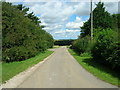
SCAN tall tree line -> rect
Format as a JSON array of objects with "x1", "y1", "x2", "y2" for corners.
[
  {"x1": 71, "y1": 2, "x2": 120, "y2": 69},
  {"x1": 54, "y1": 39, "x2": 75, "y2": 46},
  {"x1": 2, "y1": 2, "x2": 54, "y2": 62}
]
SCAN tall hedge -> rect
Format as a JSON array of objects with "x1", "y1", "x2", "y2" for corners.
[
  {"x1": 72, "y1": 2, "x2": 120, "y2": 69},
  {"x1": 71, "y1": 36, "x2": 91, "y2": 54},
  {"x1": 2, "y1": 2, "x2": 54, "y2": 62},
  {"x1": 91, "y1": 28, "x2": 119, "y2": 69}
]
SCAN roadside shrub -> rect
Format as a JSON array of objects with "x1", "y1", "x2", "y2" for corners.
[
  {"x1": 71, "y1": 36, "x2": 91, "y2": 54},
  {"x1": 91, "y1": 28, "x2": 119, "y2": 69},
  {"x1": 107, "y1": 42, "x2": 120, "y2": 69},
  {"x1": 80, "y1": 52, "x2": 91, "y2": 57},
  {"x1": 2, "y1": 2, "x2": 54, "y2": 62}
]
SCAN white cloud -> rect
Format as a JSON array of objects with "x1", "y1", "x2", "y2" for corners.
[
  {"x1": 104, "y1": 2, "x2": 118, "y2": 14},
  {"x1": 40, "y1": 20, "x2": 47, "y2": 26},
  {"x1": 76, "y1": 17, "x2": 82, "y2": 22},
  {"x1": 24, "y1": 2, "x2": 119, "y2": 39},
  {"x1": 6, "y1": 0, "x2": 119, "y2": 2},
  {"x1": 55, "y1": 30, "x2": 65, "y2": 34},
  {"x1": 73, "y1": 2, "x2": 90, "y2": 16},
  {"x1": 6, "y1": 0, "x2": 119, "y2": 39},
  {"x1": 66, "y1": 29, "x2": 80, "y2": 32},
  {"x1": 43, "y1": 27, "x2": 51, "y2": 30},
  {"x1": 66, "y1": 16, "x2": 84, "y2": 29},
  {"x1": 66, "y1": 22, "x2": 83, "y2": 29},
  {"x1": 54, "y1": 29, "x2": 80, "y2": 39},
  {"x1": 55, "y1": 29, "x2": 80, "y2": 34},
  {"x1": 71, "y1": 0, "x2": 119, "y2": 2}
]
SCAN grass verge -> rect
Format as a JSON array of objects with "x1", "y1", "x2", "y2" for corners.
[
  {"x1": 68, "y1": 49, "x2": 120, "y2": 86},
  {"x1": 1, "y1": 50, "x2": 53, "y2": 83},
  {"x1": 52, "y1": 45, "x2": 60, "y2": 49}
]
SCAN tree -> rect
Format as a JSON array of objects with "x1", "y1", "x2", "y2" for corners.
[
  {"x1": 112, "y1": 14, "x2": 120, "y2": 39},
  {"x1": 16, "y1": 4, "x2": 29, "y2": 15},
  {"x1": 27, "y1": 12, "x2": 41, "y2": 25},
  {"x1": 91, "y1": 28, "x2": 119, "y2": 69},
  {"x1": 80, "y1": 2, "x2": 113, "y2": 38},
  {"x1": 72, "y1": 2, "x2": 120, "y2": 70},
  {"x1": 2, "y1": 2, "x2": 54, "y2": 62}
]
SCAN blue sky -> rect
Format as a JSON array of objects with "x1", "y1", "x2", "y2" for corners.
[
  {"x1": 7, "y1": 0, "x2": 118, "y2": 40},
  {"x1": 69, "y1": 14, "x2": 77, "y2": 22}
]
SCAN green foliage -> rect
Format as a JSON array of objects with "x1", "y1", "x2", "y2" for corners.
[
  {"x1": 107, "y1": 42, "x2": 120, "y2": 69},
  {"x1": 27, "y1": 12, "x2": 41, "y2": 25},
  {"x1": 15, "y1": 4, "x2": 29, "y2": 15},
  {"x1": 91, "y1": 28, "x2": 119, "y2": 69},
  {"x1": 54, "y1": 39, "x2": 75, "y2": 46},
  {"x1": 80, "y1": 2, "x2": 113, "y2": 38},
  {"x1": 80, "y1": 52, "x2": 91, "y2": 57},
  {"x1": 68, "y1": 49, "x2": 120, "y2": 86},
  {"x1": 112, "y1": 14, "x2": 120, "y2": 39},
  {"x1": 2, "y1": 50, "x2": 53, "y2": 83},
  {"x1": 71, "y1": 36, "x2": 91, "y2": 54},
  {"x1": 2, "y1": 2, "x2": 54, "y2": 62},
  {"x1": 72, "y1": 1, "x2": 120, "y2": 70},
  {"x1": 112, "y1": 14, "x2": 120, "y2": 29}
]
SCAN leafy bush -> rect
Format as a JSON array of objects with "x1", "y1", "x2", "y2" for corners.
[
  {"x1": 2, "y1": 2, "x2": 54, "y2": 62},
  {"x1": 80, "y1": 52, "x2": 91, "y2": 57},
  {"x1": 91, "y1": 28, "x2": 119, "y2": 69},
  {"x1": 72, "y1": 1, "x2": 120, "y2": 70},
  {"x1": 107, "y1": 42, "x2": 120, "y2": 69},
  {"x1": 71, "y1": 36, "x2": 91, "y2": 54}
]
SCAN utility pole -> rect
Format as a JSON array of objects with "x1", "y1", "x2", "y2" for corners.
[{"x1": 90, "y1": 0, "x2": 93, "y2": 40}]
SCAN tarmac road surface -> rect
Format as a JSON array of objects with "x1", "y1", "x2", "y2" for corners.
[{"x1": 17, "y1": 46, "x2": 117, "y2": 88}]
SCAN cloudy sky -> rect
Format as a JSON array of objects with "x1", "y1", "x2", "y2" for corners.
[{"x1": 6, "y1": 0, "x2": 119, "y2": 39}]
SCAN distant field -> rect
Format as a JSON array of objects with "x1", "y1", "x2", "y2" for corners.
[
  {"x1": 68, "y1": 49, "x2": 120, "y2": 86},
  {"x1": 1, "y1": 50, "x2": 53, "y2": 84},
  {"x1": 52, "y1": 45, "x2": 60, "y2": 48}
]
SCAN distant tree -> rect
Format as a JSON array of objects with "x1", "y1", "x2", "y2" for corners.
[{"x1": 54, "y1": 40, "x2": 75, "y2": 46}]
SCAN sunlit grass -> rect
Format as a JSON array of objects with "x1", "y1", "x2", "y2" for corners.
[
  {"x1": 1, "y1": 50, "x2": 53, "y2": 84},
  {"x1": 68, "y1": 49, "x2": 120, "y2": 86},
  {"x1": 52, "y1": 45, "x2": 60, "y2": 48}
]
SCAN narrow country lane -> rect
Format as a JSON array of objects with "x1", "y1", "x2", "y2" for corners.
[{"x1": 17, "y1": 46, "x2": 116, "y2": 88}]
